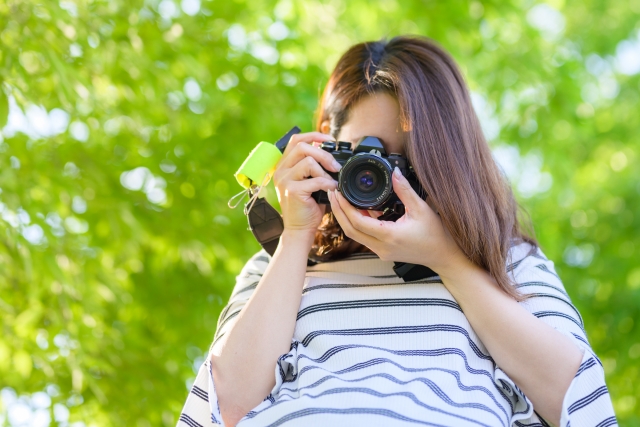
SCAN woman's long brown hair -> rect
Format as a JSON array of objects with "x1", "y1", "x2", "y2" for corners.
[{"x1": 308, "y1": 35, "x2": 537, "y2": 300}]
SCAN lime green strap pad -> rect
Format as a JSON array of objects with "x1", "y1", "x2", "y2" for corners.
[{"x1": 234, "y1": 141, "x2": 283, "y2": 189}]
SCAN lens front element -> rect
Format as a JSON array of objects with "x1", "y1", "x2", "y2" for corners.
[
  {"x1": 339, "y1": 153, "x2": 393, "y2": 209},
  {"x1": 355, "y1": 169, "x2": 378, "y2": 193}
]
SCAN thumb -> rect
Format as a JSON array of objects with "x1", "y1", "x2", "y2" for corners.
[{"x1": 392, "y1": 167, "x2": 423, "y2": 214}]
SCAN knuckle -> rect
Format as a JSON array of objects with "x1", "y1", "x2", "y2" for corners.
[
  {"x1": 290, "y1": 142, "x2": 305, "y2": 156},
  {"x1": 298, "y1": 140, "x2": 311, "y2": 151},
  {"x1": 309, "y1": 156, "x2": 322, "y2": 168},
  {"x1": 302, "y1": 156, "x2": 315, "y2": 168}
]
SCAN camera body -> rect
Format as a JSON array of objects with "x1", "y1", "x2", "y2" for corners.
[{"x1": 311, "y1": 136, "x2": 425, "y2": 217}]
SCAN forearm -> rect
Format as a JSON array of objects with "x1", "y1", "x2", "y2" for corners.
[
  {"x1": 210, "y1": 230, "x2": 314, "y2": 426},
  {"x1": 439, "y1": 260, "x2": 583, "y2": 426}
]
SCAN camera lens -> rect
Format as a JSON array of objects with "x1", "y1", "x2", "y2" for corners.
[
  {"x1": 355, "y1": 170, "x2": 377, "y2": 193},
  {"x1": 339, "y1": 153, "x2": 393, "y2": 209}
]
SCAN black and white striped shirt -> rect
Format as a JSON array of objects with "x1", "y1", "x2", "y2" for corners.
[{"x1": 178, "y1": 242, "x2": 617, "y2": 426}]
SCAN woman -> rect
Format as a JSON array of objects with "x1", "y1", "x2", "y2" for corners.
[{"x1": 178, "y1": 35, "x2": 616, "y2": 427}]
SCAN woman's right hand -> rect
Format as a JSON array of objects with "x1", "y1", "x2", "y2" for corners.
[{"x1": 272, "y1": 132, "x2": 342, "y2": 236}]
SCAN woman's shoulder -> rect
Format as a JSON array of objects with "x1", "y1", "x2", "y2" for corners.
[
  {"x1": 506, "y1": 239, "x2": 559, "y2": 279},
  {"x1": 508, "y1": 239, "x2": 546, "y2": 264}
]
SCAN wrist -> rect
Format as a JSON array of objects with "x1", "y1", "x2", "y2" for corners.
[
  {"x1": 278, "y1": 228, "x2": 316, "y2": 251},
  {"x1": 438, "y1": 257, "x2": 505, "y2": 302},
  {"x1": 436, "y1": 252, "x2": 484, "y2": 285},
  {"x1": 430, "y1": 248, "x2": 473, "y2": 280}
]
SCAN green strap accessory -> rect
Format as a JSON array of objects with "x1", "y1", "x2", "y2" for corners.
[
  {"x1": 233, "y1": 141, "x2": 283, "y2": 189},
  {"x1": 233, "y1": 126, "x2": 302, "y2": 189},
  {"x1": 228, "y1": 127, "x2": 309, "y2": 262}
]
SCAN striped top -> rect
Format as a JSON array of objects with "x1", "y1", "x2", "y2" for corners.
[{"x1": 178, "y1": 242, "x2": 617, "y2": 427}]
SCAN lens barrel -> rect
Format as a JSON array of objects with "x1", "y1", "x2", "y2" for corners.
[{"x1": 338, "y1": 153, "x2": 393, "y2": 209}]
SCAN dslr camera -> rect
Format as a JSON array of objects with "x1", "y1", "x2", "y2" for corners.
[{"x1": 311, "y1": 136, "x2": 426, "y2": 219}]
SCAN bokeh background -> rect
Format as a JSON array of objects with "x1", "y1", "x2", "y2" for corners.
[{"x1": 0, "y1": 0, "x2": 639, "y2": 425}]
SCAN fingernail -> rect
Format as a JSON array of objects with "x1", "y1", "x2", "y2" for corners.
[
  {"x1": 393, "y1": 166, "x2": 402, "y2": 178},
  {"x1": 332, "y1": 160, "x2": 342, "y2": 171}
]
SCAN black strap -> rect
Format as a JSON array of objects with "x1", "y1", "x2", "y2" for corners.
[
  {"x1": 246, "y1": 196, "x2": 284, "y2": 257},
  {"x1": 275, "y1": 126, "x2": 301, "y2": 153},
  {"x1": 392, "y1": 262, "x2": 437, "y2": 282}
]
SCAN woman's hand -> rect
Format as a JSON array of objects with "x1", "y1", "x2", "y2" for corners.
[
  {"x1": 273, "y1": 132, "x2": 341, "y2": 237},
  {"x1": 328, "y1": 166, "x2": 470, "y2": 275}
]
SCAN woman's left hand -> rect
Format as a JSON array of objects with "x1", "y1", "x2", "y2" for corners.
[{"x1": 328, "y1": 167, "x2": 469, "y2": 275}]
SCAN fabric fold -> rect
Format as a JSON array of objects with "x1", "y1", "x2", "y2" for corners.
[
  {"x1": 272, "y1": 339, "x2": 301, "y2": 398},
  {"x1": 493, "y1": 365, "x2": 534, "y2": 423}
]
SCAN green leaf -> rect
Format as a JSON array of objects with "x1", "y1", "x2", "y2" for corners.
[{"x1": 0, "y1": 81, "x2": 8, "y2": 129}]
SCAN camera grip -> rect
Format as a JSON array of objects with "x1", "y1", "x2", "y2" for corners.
[
  {"x1": 310, "y1": 168, "x2": 338, "y2": 205},
  {"x1": 311, "y1": 189, "x2": 329, "y2": 204}
]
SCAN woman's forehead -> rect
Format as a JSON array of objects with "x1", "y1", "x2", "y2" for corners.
[{"x1": 337, "y1": 92, "x2": 406, "y2": 155}]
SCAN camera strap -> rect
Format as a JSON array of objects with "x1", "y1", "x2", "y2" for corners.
[{"x1": 245, "y1": 191, "x2": 286, "y2": 260}]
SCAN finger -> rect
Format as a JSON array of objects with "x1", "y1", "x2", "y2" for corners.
[
  {"x1": 290, "y1": 177, "x2": 338, "y2": 197},
  {"x1": 281, "y1": 132, "x2": 335, "y2": 159},
  {"x1": 392, "y1": 167, "x2": 426, "y2": 216},
  {"x1": 329, "y1": 190, "x2": 383, "y2": 248},
  {"x1": 334, "y1": 189, "x2": 393, "y2": 240},
  {"x1": 279, "y1": 140, "x2": 342, "y2": 173},
  {"x1": 286, "y1": 155, "x2": 334, "y2": 181},
  {"x1": 367, "y1": 210, "x2": 385, "y2": 219}
]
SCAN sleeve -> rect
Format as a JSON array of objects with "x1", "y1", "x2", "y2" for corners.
[
  {"x1": 502, "y1": 242, "x2": 618, "y2": 427},
  {"x1": 177, "y1": 249, "x2": 272, "y2": 427},
  {"x1": 176, "y1": 357, "x2": 222, "y2": 427}
]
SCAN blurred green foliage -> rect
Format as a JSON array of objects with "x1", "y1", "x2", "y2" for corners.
[{"x1": 0, "y1": 0, "x2": 639, "y2": 425}]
